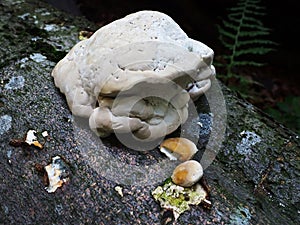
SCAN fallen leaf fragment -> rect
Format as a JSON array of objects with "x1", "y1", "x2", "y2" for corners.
[
  {"x1": 114, "y1": 186, "x2": 123, "y2": 197},
  {"x1": 42, "y1": 131, "x2": 48, "y2": 137},
  {"x1": 44, "y1": 156, "x2": 69, "y2": 193},
  {"x1": 25, "y1": 130, "x2": 43, "y2": 149},
  {"x1": 9, "y1": 138, "x2": 24, "y2": 147},
  {"x1": 78, "y1": 30, "x2": 93, "y2": 40},
  {"x1": 9, "y1": 129, "x2": 47, "y2": 150}
]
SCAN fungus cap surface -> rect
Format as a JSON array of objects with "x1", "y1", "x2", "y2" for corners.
[
  {"x1": 171, "y1": 160, "x2": 203, "y2": 187},
  {"x1": 52, "y1": 10, "x2": 215, "y2": 142},
  {"x1": 160, "y1": 137, "x2": 198, "y2": 161}
]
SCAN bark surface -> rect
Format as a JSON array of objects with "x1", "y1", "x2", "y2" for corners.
[{"x1": 0, "y1": 1, "x2": 299, "y2": 224}]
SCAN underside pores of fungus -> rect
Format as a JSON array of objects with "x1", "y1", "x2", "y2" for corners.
[{"x1": 52, "y1": 11, "x2": 215, "y2": 142}]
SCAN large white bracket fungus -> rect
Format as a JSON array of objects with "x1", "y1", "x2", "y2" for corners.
[{"x1": 52, "y1": 11, "x2": 215, "y2": 141}]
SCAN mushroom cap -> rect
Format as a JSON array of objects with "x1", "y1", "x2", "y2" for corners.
[
  {"x1": 160, "y1": 137, "x2": 198, "y2": 161},
  {"x1": 171, "y1": 160, "x2": 203, "y2": 187},
  {"x1": 52, "y1": 10, "x2": 215, "y2": 141}
]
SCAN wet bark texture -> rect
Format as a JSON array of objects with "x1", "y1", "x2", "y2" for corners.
[{"x1": 0, "y1": 0, "x2": 299, "y2": 224}]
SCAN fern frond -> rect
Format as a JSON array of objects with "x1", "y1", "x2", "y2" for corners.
[
  {"x1": 244, "y1": 9, "x2": 266, "y2": 16},
  {"x1": 242, "y1": 17, "x2": 263, "y2": 26},
  {"x1": 219, "y1": 36, "x2": 235, "y2": 50},
  {"x1": 232, "y1": 61, "x2": 265, "y2": 67},
  {"x1": 222, "y1": 20, "x2": 239, "y2": 31},
  {"x1": 238, "y1": 30, "x2": 271, "y2": 37},
  {"x1": 222, "y1": 55, "x2": 232, "y2": 60},
  {"x1": 213, "y1": 62, "x2": 226, "y2": 68},
  {"x1": 244, "y1": 5, "x2": 265, "y2": 10},
  {"x1": 215, "y1": 0, "x2": 277, "y2": 91},
  {"x1": 229, "y1": 6, "x2": 246, "y2": 12},
  {"x1": 246, "y1": 0, "x2": 262, "y2": 4},
  {"x1": 235, "y1": 47, "x2": 274, "y2": 57},
  {"x1": 236, "y1": 39, "x2": 276, "y2": 47},
  {"x1": 217, "y1": 26, "x2": 236, "y2": 39},
  {"x1": 227, "y1": 16, "x2": 243, "y2": 24},
  {"x1": 241, "y1": 23, "x2": 271, "y2": 31}
]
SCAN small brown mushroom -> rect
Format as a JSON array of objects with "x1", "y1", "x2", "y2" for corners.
[
  {"x1": 160, "y1": 137, "x2": 198, "y2": 161},
  {"x1": 171, "y1": 160, "x2": 203, "y2": 187}
]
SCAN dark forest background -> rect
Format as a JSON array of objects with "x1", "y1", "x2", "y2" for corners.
[{"x1": 45, "y1": 0, "x2": 300, "y2": 133}]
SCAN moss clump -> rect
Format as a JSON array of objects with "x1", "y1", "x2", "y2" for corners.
[{"x1": 152, "y1": 179, "x2": 208, "y2": 220}]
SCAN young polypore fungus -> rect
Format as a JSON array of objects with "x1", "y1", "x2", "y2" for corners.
[
  {"x1": 160, "y1": 137, "x2": 198, "y2": 161},
  {"x1": 52, "y1": 11, "x2": 215, "y2": 141},
  {"x1": 171, "y1": 160, "x2": 203, "y2": 187}
]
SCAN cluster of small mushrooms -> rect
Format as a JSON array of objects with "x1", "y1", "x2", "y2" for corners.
[{"x1": 160, "y1": 137, "x2": 203, "y2": 187}]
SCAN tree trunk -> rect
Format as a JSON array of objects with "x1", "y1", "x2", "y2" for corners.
[{"x1": 0, "y1": 0, "x2": 298, "y2": 224}]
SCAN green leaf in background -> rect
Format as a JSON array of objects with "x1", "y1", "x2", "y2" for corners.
[{"x1": 265, "y1": 96, "x2": 300, "y2": 134}]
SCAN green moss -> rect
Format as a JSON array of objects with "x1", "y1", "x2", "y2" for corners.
[
  {"x1": 36, "y1": 42, "x2": 69, "y2": 63},
  {"x1": 152, "y1": 180, "x2": 208, "y2": 220},
  {"x1": 0, "y1": 0, "x2": 97, "y2": 68}
]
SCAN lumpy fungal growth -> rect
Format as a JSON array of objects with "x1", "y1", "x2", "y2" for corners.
[{"x1": 52, "y1": 11, "x2": 215, "y2": 142}]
